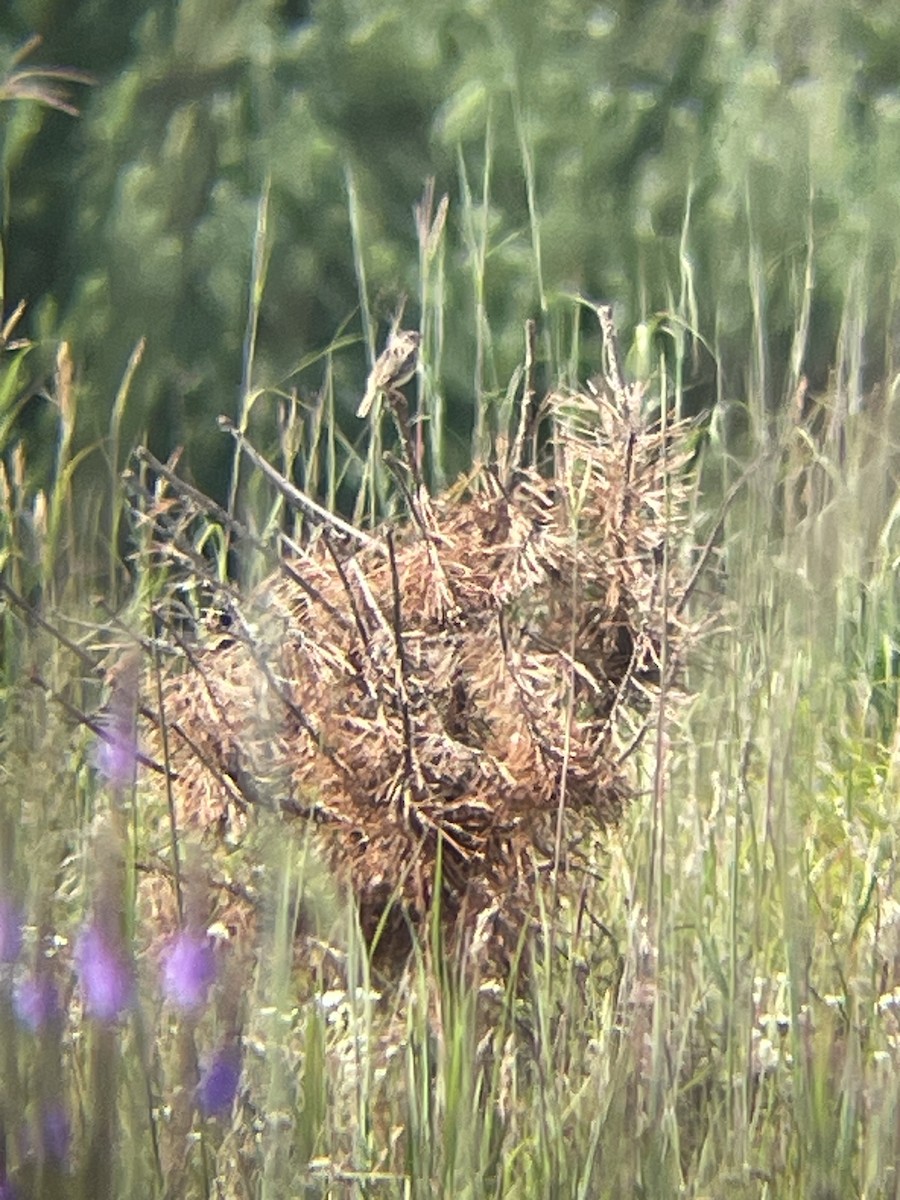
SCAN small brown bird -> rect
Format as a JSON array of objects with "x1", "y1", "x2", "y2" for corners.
[{"x1": 356, "y1": 328, "x2": 421, "y2": 418}]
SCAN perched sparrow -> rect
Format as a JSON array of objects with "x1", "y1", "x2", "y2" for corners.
[{"x1": 356, "y1": 329, "x2": 421, "y2": 418}]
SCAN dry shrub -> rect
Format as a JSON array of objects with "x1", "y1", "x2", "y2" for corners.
[{"x1": 135, "y1": 318, "x2": 697, "y2": 975}]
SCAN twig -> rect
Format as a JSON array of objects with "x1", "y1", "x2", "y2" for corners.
[
  {"x1": 0, "y1": 579, "x2": 104, "y2": 677},
  {"x1": 151, "y1": 641, "x2": 183, "y2": 923},
  {"x1": 218, "y1": 416, "x2": 384, "y2": 553},
  {"x1": 596, "y1": 303, "x2": 626, "y2": 395},
  {"x1": 385, "y1": 531, "x2": 417, "y2": 791},
  {"x1": 134, "y1": 446, "x2": 357, "y2": 628},
  {"x1": 511, "y1": 318, "x2": 537, "y2": 475},
  {"x1": 28, "y1": 670, "x2": 171, "y2": 777},
  {"x1": 226, "y1": 602, "x2": 355, "y2": 782}
]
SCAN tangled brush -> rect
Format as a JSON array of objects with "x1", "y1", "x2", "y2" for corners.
[{"x1": 133, "y1": 311, "x2": 698, "y2": 973}]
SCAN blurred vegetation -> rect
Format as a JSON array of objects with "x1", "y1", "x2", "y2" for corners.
[
  {"x1": 1, "y1": 0, "x2": 900, "y2": 503},
  {"x1": 4, "y1": 5, "x2": 900, "y2": 1196}
]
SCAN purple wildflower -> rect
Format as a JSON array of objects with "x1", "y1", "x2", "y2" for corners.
[
  {"x1": 12, "y1": 974, "x2": 60, "y2": 1032},
  {"x1": 40, "y1": 1102, "x2": 70, "y2": 1165},
  {"x1": 162, "y1": 931, "x2": 216, "y2": 1011},
  {"x1": 197, "y1": 1042, "x2": 241, "y2": 1118},
  {"x1": 94, "y1": 653, "x2": 141, "y2": 790},
  {"x1": 74, "y1": 923, "x2": 133, "y2": 1021},
  {"x1": 94, "y1": 724, "x2": 138, "y2": 790},
  {"x1": 0, "y1": 897, "x2": 23, "y2": 964},
  {"x1": 42, "y1": 1105, "x2": 70, "y2": 1164},
  {"x1": 14, "y1": 1098, "x2": 70, "y2": 1170}
]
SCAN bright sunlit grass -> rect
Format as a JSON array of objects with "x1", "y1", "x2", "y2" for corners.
[{"x1": 3, "y1": 118, "x2": 900, "y2": 1200}]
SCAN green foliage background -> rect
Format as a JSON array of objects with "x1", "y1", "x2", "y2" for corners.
[{"x1": 2, "y1": 0, "x2": 900, "y2": 498}]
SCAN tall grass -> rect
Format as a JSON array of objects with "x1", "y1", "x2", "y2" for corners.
[{"x1": 2, "y1": 126, "x2": 900, "y2": 1200}]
